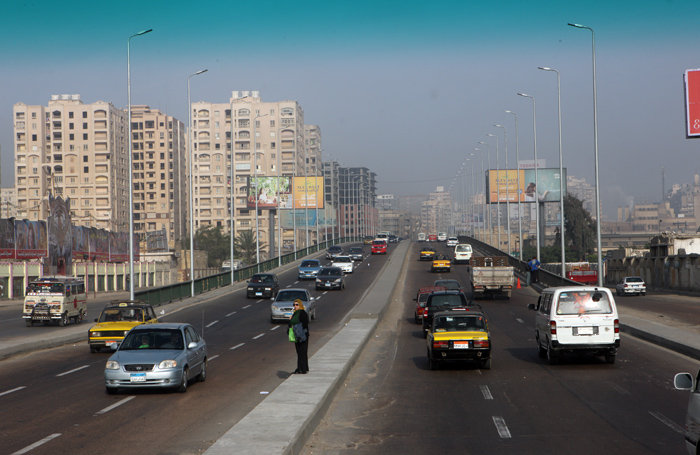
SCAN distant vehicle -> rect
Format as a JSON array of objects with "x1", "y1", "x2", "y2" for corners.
[
  {"x1": 426, "y1": 309, "x2": 491, "y2": 370},
  {"x1": 417, "y1": 233, "x2": 427, "y2": 242},
  {"x1": 23, "y1": 276, "x2": 87, "y2": 327},
  {"x1": 454, "y1": 243, "x2": 473, "y2": 264},
  {"x1": 470, "y1": 256, "x2": 513, "y2": 299},
  {"x1": 431, "y1": 255, "x2": 451, "y2": 273},
  {"x1": 104, "y1": 322, "x2": 207, "y2": 394},
  {"x1": 270, "y1": 288, "x2": 316, "y2": 322},
  {"x1": 375, "y1": 232, "x2": 389, "y2": 242},
  {"x1": 221, "y1": 259, "x2": 242, "y2": 271},
  {"x1": 674, "y1": 369, "x2": 700, "y2": 454},
  {"x1": 419, "y1": 247, "x2": 436, "y2": 261},
  {"x1": 316, "y1": 267, "x2": 345, "y2": 290},
  {"x1": 446, "y1": 237, "x2": 459, "y2": 247},
  {"x1": 348, "y1": 247, "x2": 364, "y2": 261},
  {"x1": 437, "y1": 232, "x2": 448, "y2": 242},
  {"x1": 428, "y1": 234, "x2": 438, "y2": 242},
  {"x1": 246, "y1": 273, "x2": 280, "y2": 299},
  {"x1": 89, "y1": 300, "x2": 159, "y2": 353},
  {"x1": 615, "y1": 276, "x2": 646, "y2": 296},
  {"x1": 413, "y1": 286, "x2": 446, "y2": 323},
  {"x1": 363, "y1": 236, "x2": 374, "y2": 245},
  {"x1": 421, "y1": 290, "x2": 479, "y2": 336},
  {"x1": 372, "y1": 240, "x2": 388, "y2": 254},
  {"x1": 298, "y1": 259, "x2": 322, "y2": 280},
  {"x1": 326, "y1": 245, "x2": 343, "y2": 259},
  {"x1": 388, "y1": 234, "x2": 398, "y2": 243},
  {"x1": 331, "y1": 255, "x2": 355, "y2": 273},
  {"x1": 433, "y1": 279, "x2": 463, "y2": 292}
]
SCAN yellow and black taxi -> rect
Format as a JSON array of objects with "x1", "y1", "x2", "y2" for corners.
[
  {"x1": 426, "y1": 309, "x2": 491, "y2": 370},
  {"x1": 431, "y1": 255, "x2": 451, "y2": 273},
  {"x1": 88, "y1": 300, "x2": 159, "y2": 352},
  {"x1": 419, "y1": 247, "x2": 437, "y2": 261}
]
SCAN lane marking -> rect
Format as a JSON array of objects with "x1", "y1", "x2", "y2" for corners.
[
  {"x1": 480, "y1": 385, "x2": 494, "y2": 400},
  {"x1": 206, "y1": 320, "x2": 219, "y2": 328},
  {"x1": 95, "y1": 396, "x2": 135, "y2": 415},
  {"x1": 322, "y1": 291, "x2": 328, "y2": 295},
  {"x1": 515, "y1": 318, "x2": 524, "y2": 324},
  {"x1": 270, "y1": 325, "x2": 280, "y2": 331},
  {"x1": 0, "y1": 386, "x2": 26, "y2": 397},
  {"x1": 230, "y1": 343, "x2": 245, "y2": 350},
  {"x1": 492, "y1": 416, "x2": 512, "y2": 439},
  {"x1": 11, "y1": 433, "x2": 62, "y2": 455},
  {"x1": 208, "y1": 354, "x2": 220, "y2": 361},
  {"x1": 649, "y1": 410, "x2": 685, "y2": 435},
  {"x1": 242, "y1": 305, "x2": 251, "y2": 309},
  {"x1": 252, "y1": 333, "x2": 265, "y2": 340},
  {"x1": 226, "y1": 311, "x2": 237, "y2": 317},
  {"x1": 56, "y1": 365, "x2": 89, "y2": 377},
  {"x1": 294, "y1": 281, "x2": 300, "y2": 285}
]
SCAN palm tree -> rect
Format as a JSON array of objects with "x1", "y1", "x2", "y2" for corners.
[{"x1": 234, "y1": 230, "x2": 266, "y2": 265}]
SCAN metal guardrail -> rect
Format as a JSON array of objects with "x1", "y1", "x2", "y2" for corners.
[{"x1": 135, "y1": 237, "x2": 356, "y2": 307}]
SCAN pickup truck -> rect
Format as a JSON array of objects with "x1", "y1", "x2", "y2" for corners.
[{"x1": 470, "y1": 256, "x2": 514, "y2": 299}]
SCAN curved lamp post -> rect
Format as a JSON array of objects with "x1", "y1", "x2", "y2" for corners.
[
  {"x1": 517, "y1": 92, "x2": 540, "y2": 261},
  {"x1": 505, "y1": 110, "x2": 523, "y2": 260}
]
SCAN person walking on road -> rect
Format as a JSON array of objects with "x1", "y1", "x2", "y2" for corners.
[
  {"x1": 289, "y1": 299, "x2": 309, "y2": 374},
  {"x1": 528, "y1": 256, "x2": 541, "y2": 284}
]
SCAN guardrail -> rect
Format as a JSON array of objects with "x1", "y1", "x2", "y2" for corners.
[{"x1": 134, "y1": 237, "x2": 356, "y2": 307}]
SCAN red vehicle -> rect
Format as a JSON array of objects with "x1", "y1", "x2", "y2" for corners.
[
  {"x1": 413, "y1": 286, "x2": 446, "y2": 323},
  {"x1": 567, "y1": 270, "x2": 598, "y2": 284},
  {"x1": 371, "y1": 240, "x2": 387, "y2": 254},
  {"x1": 428, "y1": 234, "x2": 438, "y2": 242}
]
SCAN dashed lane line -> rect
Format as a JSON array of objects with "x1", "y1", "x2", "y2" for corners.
[
  {"x1": 56, "y1": 365, "x2": 89, "y2": 377},
  {"x1": 480, "y1": 385, "x2": 494, "y2": 400},
  {"x1": 11, "y1": 433, "x2": 62, "y2": 455},
  {"x1": 226, "y1": 311, "x2": 237, "y2": 317},
  {"x1": 492, "y1": 416, "x2": 512, "y2": 439},
  {"x1": 230, "y1": 343, "x2": 245, "y2": 350},
  {"x1": 649, "y1": 410, "x2": 685, "y2": 435},
  {"x1": 0, "y1": 386, "x2": 26, "y2": 397},
  {"x1": 95, "y1": 396, "x2": 136, "y2": 416},
  {"x1": 206, "y1": 320, "x2": 219, "y2": 328},
  {"x1": 252, "y1": 333, "x2": 265, "y2": 340}
]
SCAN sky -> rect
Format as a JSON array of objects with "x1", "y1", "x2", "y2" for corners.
[{"x1": 2, "y1": 0, "x2": 699, "y2": 220}]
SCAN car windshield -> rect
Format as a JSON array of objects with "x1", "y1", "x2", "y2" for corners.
[
  {"x1": 350, "y1": 248, "x2": 362, "y2": 253},
  {"x1": 434, "y1": 280, "x2": 461, "y2": 290},
  {"x1": 318, "y1": 268, "x2": 341, "y2": 277},
  {"x1": 301, "y1": 261, "x2": 319, "y2": 267},
  {"x1": 120, "y1": 329, "x2": 183, "y2": 350},
  {"x1": 556, "y1": 291, "x2": 613, "y2": 315},
  {"x1": 455, "y1": 245, "x2": 472, "y2": 252},
  {"x1": 418, "y1": 293, "x2": 430, "y2": 303},
  {"x1": 626, "y1": 277, "x2": 643, "y2": 283},
  {"x1": 428, "y1": 294, "x2": 466, "y2": 309},
  {"x1": 334, "y1": 257, "x2": 351, "y2": 263},
  {"x1": 250, "y1": 275, "x2": 274, "y2": 283},
  {"x1": 434, "y1": 315, "x2": 486, "y2": 332},
  {"x1": 99, "y1": 307, "x2": 144, "y2": 322},
  {"x1": 277, "y1": 290, "x2": 308, "y2": 301},
  {"x1": 329, "y1": 247, "x2": 341, "y2": 253}
]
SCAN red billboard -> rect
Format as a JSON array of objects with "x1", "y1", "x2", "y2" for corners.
[{"x1": 685, "y1": 69, "x2": 700, "y2": 137}]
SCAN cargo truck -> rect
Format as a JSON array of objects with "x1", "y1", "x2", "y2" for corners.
[{"x1": 470, "y1": 256, "x2": 514, "y2": 299}]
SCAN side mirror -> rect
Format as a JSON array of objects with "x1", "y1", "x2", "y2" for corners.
[
  {"x1": 674, "y1": 372, "x2": 694, "y2": 390},
  {"x1": 527, "y1": 303, "x2": 536, "y2": 311},
  {"x1": 187, "y1": 341, "x2": 198, "y2": 350}
]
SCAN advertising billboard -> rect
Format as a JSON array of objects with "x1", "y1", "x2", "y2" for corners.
[
  {"x1": 487, "y1": 168, "x2": 566, "y2": 203},
  {"x1": 293, "y1": 176, "x2": 324, "y2": 209},
  {"x1": 247, "y1": 176, "x2": 293, "y2": 209},
  {"x1": 280, "y1": 208, "x2": 336, "y2": 229},
  {"x1": 685, "y1": 69, "x2": 700, "y2": 137}
]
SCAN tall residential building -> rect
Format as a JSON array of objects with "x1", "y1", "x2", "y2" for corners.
[
  {"x1": 190, "y1": 91, "x2": 306, "y2": 257},
  {"x1": 0, "y1": 187, "x2": 17, "y2": 219},
  {"x1": 13, "y1": 95, "x2": 128, "y2": 231},
  {"x1": 421, "y1": 186, "x2": 452, "y2": 234},
  {"x1": 304, "y1": 125, "x2": 322, "y2": 176},
  {"x1": 338, "y1": 167, "x2": 377, "y2": 238},
  {"x1": 130, "y1": 106, "x2": 187, "y2": 250}
]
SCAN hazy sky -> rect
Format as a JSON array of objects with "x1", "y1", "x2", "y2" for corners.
[{"x1": 2, "y1": 0, "x2": 699, "y2": 219}]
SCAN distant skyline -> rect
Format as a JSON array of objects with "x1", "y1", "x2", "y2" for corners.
[{"x1": 2, "y1": 0, "x2": 700, "y2": 219}]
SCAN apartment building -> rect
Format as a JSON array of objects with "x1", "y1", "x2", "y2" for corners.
[
  {"x1": 190, "y1": 91, "x2": 306, "y2": 257},
  {"x1": 0, "y1": 187, "x2": 17, "y2": 219},
  {"x1": 337, "y1": 167, "x2": 377, "y2": 238},
  {"x1": 130, "y1": 106, "x2": 186, "y2": 250},
  {"x1": 13, "y1": 95, "x2": 128, "y2": 231}
]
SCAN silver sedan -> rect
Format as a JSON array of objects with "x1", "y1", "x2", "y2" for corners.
[{"x1": 270, "y1": 288, "x2": 317, "y2": 322}]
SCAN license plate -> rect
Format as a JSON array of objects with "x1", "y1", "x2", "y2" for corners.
[
  {"x1": 106, "y1": 341, "x2": 117, "y2": 349},
  {"x1": 576, "y1": 326, "x2": 594, "y2": 335},
  {"x1": 326, "y1": 282, "x2": 331, "y2": 286},
  {"x1": 453, "y1": 342, "x2": 470, "y2": 349},
  {"x1": 256, "y1": 292, "x2": 262, "y2": 296},
  {"x1": 284, "y1": 312, "x2": 292, "y2": 317},
  {"x1": 130, "y1": 373, "x2": 146, "y2": 383}
]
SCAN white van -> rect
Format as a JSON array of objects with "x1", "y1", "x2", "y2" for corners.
[
  {"x1": 527, "y1": 286, "x2": 620, "y2": 364},
  {"x1": 437, "y1": 232, "x2": 447, "y2": 242},
  {"x1": 454, "y1": 243, "x2": 472, "y2": 263}
]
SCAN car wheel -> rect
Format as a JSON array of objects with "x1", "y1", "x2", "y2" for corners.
[
  {"x1": 480, "y1": 358, "x2": 491, "y2": 370},
  {"x1": 641, "y1": 292, "x2": 646, "y2": 296},
  {"x1": 414, "y1": 313, "x2": 420, "y2": 324},
  {"x1": 106, "y1": 386, "x2": 118, "y2": 395},
  {"x1": 428, "y1": 352, "x2": 439, "y2": 370},
  {"x1": 546, "y1": 344, "x2": 559, "y2": 365},
  {"x1": 58, "y1": 312, "x2": 68, "y2": 327},
  {"x1": 177, "y1": 368, "x2": 189, "y2": 393},
  {"x1": 536, "y1": 334, "x2": 546, "y2": 358},
  {"x1": 90, "y1": 346, "x2": 98, "y2": 353},
  {"x1": 198, "y1": 359, "x2": 207, "y2": 382}
]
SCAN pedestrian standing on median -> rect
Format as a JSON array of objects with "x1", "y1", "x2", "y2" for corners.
[
  {"x1": 289, "y1": 299, "x2": 309, "y2": 374},
  {"x1": 528, "y1": 256, "x2": 541, "y2": 284}
]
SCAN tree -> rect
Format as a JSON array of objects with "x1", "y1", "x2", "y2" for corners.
[
  {"x1": 559, "y1": 194, "x2": 596, "y2": 262},
  {"x1": 193, "y1": 226, "x2": 230, "y2": 267},
  {"x1": 234, "y1": 230, "x2": 266, "y2": 265}
]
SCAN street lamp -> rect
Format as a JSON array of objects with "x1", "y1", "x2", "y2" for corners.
[
  {"x1": 517, "y1": 92, "x2": 540, "y2": 261},
  {"x1": 538, "y1": 66, "x2": 566, "y2": 277},
  {"x1": 487, "y1": 133, "x2": 501, "y2": 250},
  {"x1": 494, "y1": 123, "x2": 511, "y2": 255},
  {"x1": 229, "y1": 94, "x2": 252, "y2": 284},
  {"x1": 253, "y1": 112, "x2": 270, "y2": 270},
  {"x1": 127, "y1": 28, "x2": 152, "y2": 301},
  {"x1": 477, "y1": 142, "x2": 493, "y2": 245},
  {"x1": 505, "y1": 110, "x2": 523, "y2": 260},
  {"x1": 569, "y1": 22, "x2": 603, "y2": 286},
  {"x1": 187, "y1": 68, "x2": 207, "y2": 298}
]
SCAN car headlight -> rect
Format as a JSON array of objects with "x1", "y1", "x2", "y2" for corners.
[
  {"x1": 159, "y1": 360, "x2": 178, "y2": 369},
  {"x1": 123, "y1": 330, "x2": 130, "y2": 336},
  {"x1": 106, "y1": 360, "x2": 120, "y2": 370},
  {"x1": 91, "y1": 331, "x2": 101, "y2": 337},
  {"x1": 334, "y1": 278, "x2": 341, "y2": 283},
  {"x1": 264, "y1": 287, "x2": 271, "y2": 291}
]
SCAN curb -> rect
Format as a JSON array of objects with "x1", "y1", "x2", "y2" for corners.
[{"x1": 620, "y1": 323, "x2": 700, "y2": 361}]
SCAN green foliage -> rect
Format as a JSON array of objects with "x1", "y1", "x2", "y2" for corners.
[
  {"x1": 234, "y1": 230, "x2": 266, "y2": 265},
  {"x1": 194, "y1": 226, "x2": 231, "y2": 267}
]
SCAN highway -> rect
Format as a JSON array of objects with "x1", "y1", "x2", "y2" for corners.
[
  {"x1": 0, "y1": 243, "x2": 391, "y2": 455},
  {"x1": 302, "y1": 241, "x2": 697, "y2": 454}
]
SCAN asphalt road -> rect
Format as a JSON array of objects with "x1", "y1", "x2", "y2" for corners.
[
  {"x1": 0, "y1": 243, "x2": 392, "y2": 455},
  {"x1": 302, "y1": 242, "x2": 696, "y2": 455}
]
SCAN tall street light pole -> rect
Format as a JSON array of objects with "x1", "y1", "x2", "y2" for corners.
[
  {"x1": 517, "y1": 92, "x2": 540, "y2": 261},
  {"x1": 253, "y1": 112, "x2": 269, "y2": 270},
  {"x1": 539, "y1": 66, "x2": 566, "y2": 276},
  {"x1": 487, "y1": 133, "x2": 501, "y2": 250},
  {"x1": 127, "y1": 28, "x2": 152, "y2": 301},
  {"x1": 494, "y1": 123, "x2": 511, "y2": 255},
  {"x1": 187, "y1": 68, "x2": 207, "y2": 298},
  {"x1": 569, "y1": 22, "x2": 603, "y2": 286},
  {"x1": 505, "y1": 110, "x2": 523, "y2": 260},
  {"x1": 476, "y1": 143, "x2": 492, "y2": 245}
]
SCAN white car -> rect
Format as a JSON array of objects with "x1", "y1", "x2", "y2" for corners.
[
  {"x1": 446, "y1": 237, "x2": 459, "y2": 247},
  {"x1": 454, "y1": 243, "x2": 473, "y2": 264},
  {"x1": 615, "y1": 276, "x2": 646, "y2": 296},
  {"x1": 437, "y1": 232, "x2": 447, "y2": 242},
  {"x1": 331, "y1": 255, "x2": 355, "y2": 274}
]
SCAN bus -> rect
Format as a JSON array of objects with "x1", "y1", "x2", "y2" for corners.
[{"x1": 23, "y1": 276, "x2": 87, "y2": 327}]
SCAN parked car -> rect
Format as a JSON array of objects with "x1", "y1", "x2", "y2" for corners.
[
  {"x1": 246, "y1": 273, "x2": 280, "y2": 299},
  {"x1": 316, "y1": 266, "x2": 345, "y2": 290},
  {"x1": 615, "y1": 276, "x2": 646, "y2": 296},
  {"x1": 326, "y1": 245, "x2": 343, "y2": 259},
  {"x1": 298, "y1": 259, "x2": 323, "y2": 280},
  {"x1": 89, "y1": 300, "x2": 159, "y2": 353},
  {"x1": 270, "y1": 288, "x2": 317, "y2": 322},
  {"x1": 331, "y1": 255, "x2": 355, "y2": 273},
  {"x1": 426, "y1": 309, "x2": 491, "y2": 370},
  {"x1": 104, "y1": 323, "x2": 207, "y2": 394},
  {"x1": 446, "y1": 236, "x2": 459, "y2": 247},
  {"x1": 674, "y1": 369, "x2": 700, "y2": 455},
  {"x1": 348, "y1": 246, "x2": 364, "y2": 261},
  {"x1": 371, "y1": 240, "x2": 387, "y2": 255}
]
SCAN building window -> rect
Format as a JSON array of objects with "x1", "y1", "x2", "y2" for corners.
[{"x1": 83, "y1": 133, "x2": 88, "y2": 140}]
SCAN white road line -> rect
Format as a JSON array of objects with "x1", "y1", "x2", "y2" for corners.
[
  {"x1": 56, "y1": 365, "x2": 89, "y2": 377},
  {"x1": 270, "y1": 326, "x2": 280, "y2": 331},
  {"x1": 226, "y1": 311, "x2": 237, "y2": 317},
  {"x1": 209, "y1": 354, "x2": 220, "y2": 361},
  {"x1": 242, "y1": 304, "x2": 252, "y2": 309},
  {"x1": 95, "y1": 396, "x2": 135, "y2": 415},
  {"x1": 515, "y1": 318, "x2": 524, "y2": 324},
  {"x1": 480, "y1": 385, "x2": 494, "y2": 400},
  {"x1": 230, "y1": 343, "x2": 245, "y2": 350},
  {"x1": 322, "y1": 291, "x2": 328, "y2": 295},
  {"x1": 0, "y1": 386, "x2": 26, "y2": 397},
  {"x1": 294, "y1": 281, "x2": 299, "y2": 284},
  {"x1": 649, "y1": 410, "x2": 686, "y2": 435},
  {"x1": 206, "y1": 320, "x2": 219, "y2": 328},
  {"x1": 252, "y1": 333, "x2": 265, "y2": 340},
  {"x1": 11, "y1": 433, "x2": 62, "y2": 455},
  {"x1": 492, "y1": 416, "x2": 512, "y2": 439}
]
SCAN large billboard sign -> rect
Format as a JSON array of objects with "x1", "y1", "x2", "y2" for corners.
[
  {"x1": 247, "y1": 176, "x2": 293, "y2": 209},
  {"x1": 280, "y1": 208, "x2": 336, "y2": 229},
  {"x1": 293, "y1": 177, "x2": 324, "y2": 209},
  {"x1": 685, "y1": 69, "x2": 700, "y2": 137},
  {"x1": 487, "y1": 168, "x2": 567, "y2": 203}
]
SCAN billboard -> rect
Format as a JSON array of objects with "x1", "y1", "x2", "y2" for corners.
[
  {"x1": 293, "y1": 176, "x2": 324, "y2": 209},
  {"x1": 247, "y1": 176, "x2": 293, "y2": 209},
  {"x1": 685, "y1": 69, "x2": 700, "y2": 137},
  {"x1": 280, "y1": 208, "x2": 336, "y2": 229},
  {"x1": 487, "y1": 168, "x2": 567, "y2": 203}
]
